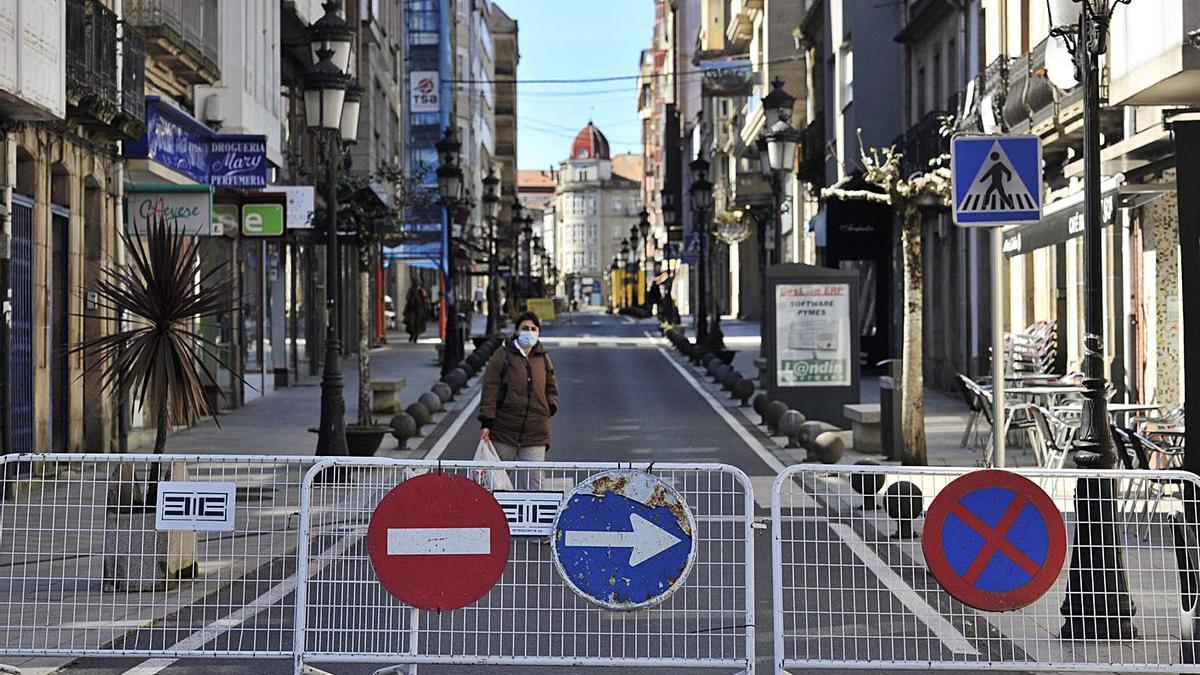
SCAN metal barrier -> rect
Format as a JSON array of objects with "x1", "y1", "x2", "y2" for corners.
[
  {"x1": 771, "y1": 464, "x2": 1200, "y2": 673},
  {"x1": 0, "y1": 453, "x2": 315, "y2": 660},
  {"x1": 294, "y1": 458, "x2": 756, "y2": 672}
]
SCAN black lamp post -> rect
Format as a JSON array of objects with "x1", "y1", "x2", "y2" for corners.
[
  {"x1": 481, "y1": 168, "x2": 501, "y2": 335},
  {"x1": 629, "y1": 222, "x2": 642, "y2": 308},
  {"x1": 521, "y1": 215, "x2": 533, "y2": 306},
  {"x1": 1047, "y1": 0, "x2": 1136, "y2": 641},
  {"x1": 306, "y1": 0, "x2": 355, "y2": 457},
  {"x1": 638, "y1": 209, "x2": 651, "y2": 306},
  {"x1": 435, "y1": 126, "x2": 465, "y2": 376},
  {"x1": 689, "y1": 153, "x2": 713, "y2": 345}
]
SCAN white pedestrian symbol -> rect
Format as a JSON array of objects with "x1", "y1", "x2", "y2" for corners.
[{"x1": 958, "y1": 142, "x2": 1038, "y2": 213}]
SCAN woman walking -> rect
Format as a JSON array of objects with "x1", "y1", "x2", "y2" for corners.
[
  {"x1": 479, "y1": 311, "x2": 558, "y2": 490},
  {"x1": 403, "y1": 282, "x2": 429, "y2": 343}
]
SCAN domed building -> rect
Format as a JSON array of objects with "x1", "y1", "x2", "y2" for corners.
[{"x1": 551, "y1": 122, "x2": 643, "y2": 306}]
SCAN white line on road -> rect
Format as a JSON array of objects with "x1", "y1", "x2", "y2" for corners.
[
  {"x1": 387, "y1": 527, "x2": 491, "y2": 555},
  {"x1": 118, "y1": 533, "x2": 362, "y2": 675},
  {"x1": 828, "y1": 523, "x2": 979, "y2": 656},
  {"x1": 424, "y1": 390, "x2": 481, "y2": 461},
  {"x1": 650, "y1": 334, "x2": 978, "y2": 658}
]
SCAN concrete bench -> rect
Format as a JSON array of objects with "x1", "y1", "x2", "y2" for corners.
[
  {"x1": 368, "y1": 379, "x2": 407, "y2": 414},
  {"x1": 843, "y1": 403, "x2": 882, "y2": 453}
]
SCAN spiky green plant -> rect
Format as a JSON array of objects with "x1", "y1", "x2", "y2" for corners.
[{"x1": 72, "y1": 214, "x2": 241, "y2": 454}]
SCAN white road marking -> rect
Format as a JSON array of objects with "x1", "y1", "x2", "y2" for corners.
[
  {"x1": 387, "y1": 527, "x2": 491, "y2": 555},
  {"x1": 828, "y1": 523, "x2": 979, "y2": 656},
  {"x1": 650, "y1": 332, "x2": 978, "y2": 658},
  {"x1": 424, "y1": 391, "x2": 481, "y2": 461},
  {"x1": 118, "y1": 533, "x2": 362, "y2": 675}
]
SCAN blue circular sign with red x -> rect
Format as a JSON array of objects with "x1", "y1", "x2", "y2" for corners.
[{"x1": 923, "y1": 470, "x2": 1067, "y2": 612}]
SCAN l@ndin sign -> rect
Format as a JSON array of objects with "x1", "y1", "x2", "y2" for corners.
[{"x1": 775, "y1": 283, "x2": 852, "y2": 387}]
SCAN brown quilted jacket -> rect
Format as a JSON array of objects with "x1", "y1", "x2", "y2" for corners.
[{"x1": 478, "y1": 338, "x2": 558, "y2": 447}]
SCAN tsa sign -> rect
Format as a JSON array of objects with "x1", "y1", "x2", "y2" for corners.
[
  {"x1": 552, "y1": 469, "x2": 696, "y2": 610},
  {"x1": 951, "y1": 135, "x2": 1043, "y2": 226},
  {"x1": 410, "y1": 71, "x2": 440, "y2": 113}
]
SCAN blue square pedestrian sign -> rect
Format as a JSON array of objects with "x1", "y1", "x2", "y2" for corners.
[{"x1": 951, "y1": 135, "x2": 1043, "y2": 226}]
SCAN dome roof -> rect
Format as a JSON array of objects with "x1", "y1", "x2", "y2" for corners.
[{"x1": 570, "y1": 122, "x2": 610, "y2": 160}]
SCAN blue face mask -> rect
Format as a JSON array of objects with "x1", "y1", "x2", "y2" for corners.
[{"x1": 517, "y1": 330, "x2": 538, "y2": 349}]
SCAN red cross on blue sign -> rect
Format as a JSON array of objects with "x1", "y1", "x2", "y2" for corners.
[{"x1": 923, "y1": 470, "x2": 1067, "y2": 612}]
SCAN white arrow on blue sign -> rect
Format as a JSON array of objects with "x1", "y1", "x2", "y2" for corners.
[
  {"x1": 951, "y1": 135, "x2": 1043, "y2": 227},
  {"x1": 551, "y1": 469, "x2": 697, "y2": 610}
]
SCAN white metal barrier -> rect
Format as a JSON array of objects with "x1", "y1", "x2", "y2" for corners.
[
  {"x1": 294, "y1": 457, "x2": 756, "y2": 673},
  {"x1": 771, "y1": 463, "x2": 1200, "y2": 673},
  {"x1": 0, "y1": 453, "x2": 315, "y2": 660}
]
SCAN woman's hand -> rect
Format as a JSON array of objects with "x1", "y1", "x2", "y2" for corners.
[{"x1": 480, "y1": 428, "x2": 491, "y2": 442}]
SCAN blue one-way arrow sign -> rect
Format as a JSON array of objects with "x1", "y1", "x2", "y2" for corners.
[
  {"x1": 952, "y1": 135, "x2": 1043, "y2": 226},
  {"x1": 551, "y1": 469, "x2": 697, "y2": 610}
]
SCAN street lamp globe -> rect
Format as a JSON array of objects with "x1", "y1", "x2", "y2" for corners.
[
  {"x1": 482, "y1": 168, "x2": 501, "y2": 221},
  {"x1": 620, "y1": 238, "x2": 629, "y2": 258},
  {"x1": 339, "y1": 83, "x2": 362, "y2": 144},
  {"x1": 1046, "y1": 0, "x2": 1084, "y2": 27},
  {"x1": 303, "y1": 47, "x2": 347, "y2": 131},
  {"x1": 766, "y1": 122, "x2": 801, "y2": 173},
  {"x1": 756, "y1": 136, "x2": 772, "y2": 178},
  {"x1": 638, "y1": 208, "x2": 651, "y2": 240},
  {"x1": 309, "y1": 1, "x2": 355, "y2": 74},
  {"x1": 660, "y1": 189, "x2": 677, "y2": 226},
  {"x1": 435, "y1": 127, "x2": 463, "y2": 203},
  {"x1": 761, "y1": 76, "x2": 795, "y2": 126},
  {"x1": 629, "y1": 222, "x2": 640, "y2": 244}
]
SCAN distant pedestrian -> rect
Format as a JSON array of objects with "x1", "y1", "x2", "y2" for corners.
[
  {"x1": 474, "y1": 286, "x2": 485, "y2": 314},
  {"x1": 479, "y1": 310, "x2": 558, "y2": 490},
  {"x1": 403, "y1": 282, "x2": 430, "y2": 343}
]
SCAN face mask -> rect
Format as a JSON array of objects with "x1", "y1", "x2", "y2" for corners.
[{"x1": 517, "y1": 330, "x2": 538, "y2": 349}]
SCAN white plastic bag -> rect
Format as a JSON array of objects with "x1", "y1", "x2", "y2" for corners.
[{"x1": 473, "y1": 439, "x2": 513, "y2": 491}]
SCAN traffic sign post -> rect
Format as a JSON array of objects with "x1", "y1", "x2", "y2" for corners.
[
  {"x1": 952, "y1": 135, "x2": 1044, "y2": 467},
  {"x1": 922, "y1": 470, "x2": 1067, "y2": 612},
  {"x1": 366, "y1": 472, "x2": 511, "y2": 611},
  {"x1": 551, "y1": 469, "x2": 697, "y2": 610}
]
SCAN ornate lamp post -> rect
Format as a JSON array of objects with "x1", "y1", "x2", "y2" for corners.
[
  {"x1": 689, "y1": 152, "x2": 714, "y2": 345},
  {"x1": 306, "y1": 0, "x2": 355, "y2": 457},
  {"x1": 435, "y1": 127, "x2": 465, "y2": 376},
  {"x1": 520, "y1": 214, "x2": 533, "y2": 306},
  {"x1": 508, "y1": 199, "x2": 523, "y2": 312},
  {"x1": 481, "y1": 168, "x2": 501, "y2": 334},
  {"x1": 638, "y1": 209, "x2": 651, "y2": 306},
  {"x1": 1047, "y1": 0, "x2": 1136, "y2": 641},
  {"x1": 629, "y1": 222, "x2": 642, "y2": 308}
]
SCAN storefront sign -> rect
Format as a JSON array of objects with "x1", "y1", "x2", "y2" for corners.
[
  {"x1": 1002, "y1": 193, "x2": 1116, "y2": 258},
  {"x1": 411, "y1": 71, "x2": 440, "y2": 113},
  {"x1": 700, "y1": 58, "x2": 754, "y2": 97},
  {"x1": 127, "y1": 97, "x2": 268, "y2": 189},
  {"x1": 775, "y1": 283, "x2": 852, "y2": 387},
  {"x1": 125, "y1": 184, "x2": 213, "y2": 235},
  {"x1": 263, "y1": 186, "x2": 315, "y2": 229},
  {"x1": 241, "y1": 203, "x2": 284, "y2": 237},
  {"x1": 209, "y1": 138, "x2": 268, "y2": 188}
]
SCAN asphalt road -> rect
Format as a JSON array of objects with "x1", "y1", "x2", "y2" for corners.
[{"x1": 54, "y1": 313, "x2": 1025, "y2": 674}]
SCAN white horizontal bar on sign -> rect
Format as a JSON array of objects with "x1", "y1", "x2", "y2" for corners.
[{"x1": 387, "y1": 527, "x2": 491, "y2": 555}]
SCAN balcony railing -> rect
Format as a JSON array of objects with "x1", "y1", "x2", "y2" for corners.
[
  {"x1": 118, "y1": 27, "x2": 147, "y2": 138},
  {"x1": 897, "y1": 110, "x2": 951, "y2": 179},
  {"x1": 66, "y1": 0, "x2": 119, "y2": 124},
  {"x1": 126, "y1": 0, "x2": 220, "y2": 85}
]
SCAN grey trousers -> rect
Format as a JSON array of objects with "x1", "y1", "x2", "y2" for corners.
[{"x1": 491, "y1": 441, "x2": 546, "y2": 491}]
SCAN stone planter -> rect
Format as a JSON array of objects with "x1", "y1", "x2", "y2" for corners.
[{"x1": 345, "y1": 425, "x2": 390, "y2": 456}]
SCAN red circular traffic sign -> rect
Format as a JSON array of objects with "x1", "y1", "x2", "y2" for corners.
[
  {"x1": 922, "y1": 470, "x2": 1067, "y2": 612},
  {"x1": 366, "y1": 472, "x2": 511, "y2": 611}
]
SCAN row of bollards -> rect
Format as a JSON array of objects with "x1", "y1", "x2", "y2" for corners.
[
  {"x1": 662, "y1": 327, "x2": 924, "y2": 540},
  {"x1": 388, "y1": 335, "x2": 507, "y2": 450}
]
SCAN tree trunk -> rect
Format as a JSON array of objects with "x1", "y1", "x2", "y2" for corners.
[
  {"x1": 153, "y1": 397, "x2": 169, "y2": 454},
  {"x1": 901, "y1": 209, "x2": 927, "y2": 465},
  {"x1": 358, "y1": 266, "x2": 372, "y2": 426}
]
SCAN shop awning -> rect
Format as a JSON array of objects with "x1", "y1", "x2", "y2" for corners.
[{"x1": 1001, "y1": 175, "x2": 1123, "y2": 258}]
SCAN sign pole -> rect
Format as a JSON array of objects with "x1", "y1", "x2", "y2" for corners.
[{"x1": 991, "y1": 225, "x2": 1005, "y2": 468}]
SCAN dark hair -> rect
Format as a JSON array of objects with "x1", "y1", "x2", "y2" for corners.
[{"x1": 514, "y1": 310, "x2": 541, "y2": 330}]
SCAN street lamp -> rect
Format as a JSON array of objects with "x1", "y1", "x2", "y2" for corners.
[
  {"x1": 761, "y1": 75, "x2": 796, "y2": 126},
  {"x1": 1046, "y1": 0, "x2": 1136, "y2": 641},
  {"x1": 481, "y1": 168, "x2": 501, "y2": 334},
  {"x1": 689, "y1": 152, "x2": 714, "y2": 345},
  {"x1": 435, "y1": 126, "x2": 465, "y2": 376},
  {"x1": 306, "y1": 0, "x2": 356, "y2": 457},
  {"x1": 521, "y1": 215, "x2": 533, "y2": 305}
]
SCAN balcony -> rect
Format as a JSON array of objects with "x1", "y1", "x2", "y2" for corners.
[
  {"x1": 116, "y1": 27, "x2": 147, "y2": 139},
  {"x1": 66, "y1": 0, "x2": 119, "y2": 125},
  {"x1": 897, "y1": 110, "x2": 951, "y2": 179},
  {"x1": 955, "y1": 55, "x2": 1009, "y2": 134},
  {"x1": 1002, "y1": 51, "x2": 1032, "y2": 132},
  {"x1": 725, "y1": 0, "x2": 763, "y2": 51},
  {"x1": 126, "y1": 0, "x2": 220, "y2": 86},
  {"x1": 797, "y1": 111, "x2": 826, "y2": 187},
  {"x1": 1109, "y1": 2, "x2": 1200, "y2": 105}
]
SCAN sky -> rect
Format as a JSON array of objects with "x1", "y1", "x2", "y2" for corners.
[{"x1": 495, "y1": 0, "x2": 654, "y2": 171}]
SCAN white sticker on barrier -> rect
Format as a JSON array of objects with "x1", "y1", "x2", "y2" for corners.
[{"x1": 155, "y1": 481, "x2": 237, "y2": 532}]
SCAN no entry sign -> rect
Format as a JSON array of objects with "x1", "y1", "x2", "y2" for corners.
[
  {"x1": 366, "y1": 472, "x2": 511, "y2": 611},
  {"x1": 923, "y1": 470, "x2": 1066, "y2": 612}
]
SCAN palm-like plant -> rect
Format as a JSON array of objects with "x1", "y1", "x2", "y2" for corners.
[{"x1": 73, "y1": 214, "x2": 241, "y2": 454}]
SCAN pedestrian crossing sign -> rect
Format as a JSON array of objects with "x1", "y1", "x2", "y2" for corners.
[{"x1": 951, "y1": 135, "x2": 1042, "y2": 226}]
